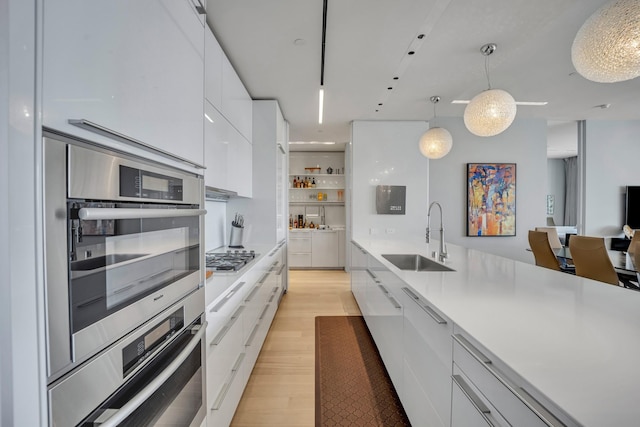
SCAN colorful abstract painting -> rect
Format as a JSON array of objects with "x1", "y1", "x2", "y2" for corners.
[{"x1": 467, "y1": 163, "x2": 516, "y2": 236}]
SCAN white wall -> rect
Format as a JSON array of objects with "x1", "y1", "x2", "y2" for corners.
[
  {"x1": 428, "y1": 117, "x2": 548, "y2": 263},
  {"x1": 583, "y1": 120, "x2": 640, "y2": 237},
  {"x1": 204, "y1": 200, "x2": 227, "y2": 251},
  {"x1": 351, "y1": 121, "x2": 430, "y2": 240},
  {"x1": 547, "y1": 159, "x2": 565, "y2": 226}
]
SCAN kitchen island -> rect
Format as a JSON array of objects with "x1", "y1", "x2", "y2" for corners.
[{"x1": 353, "y1": 237, "x2": 640, "y2": 427}]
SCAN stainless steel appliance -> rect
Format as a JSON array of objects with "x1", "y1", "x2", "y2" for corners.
[
  {"x1": 205, "y1": 250, "x2": 256, "y2": 271},
  {"x1": 48, "y1": 290, "x2": 206, "y2": 427},
  {"x1": 43, "y1": 130, "x2": 206, "y2": 380}
]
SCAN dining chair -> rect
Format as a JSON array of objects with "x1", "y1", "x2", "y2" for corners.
[
  {"x1": 528, "y1": 230, "x2": 561, "y2": 271},
  {"x1": 569, "y1": 236, "x2": 619, "y2": 286},
  {"x1": 627, "y1": 230, "x2": 640, "y2": 255},
  {"x1": 535, "y1": 227, "x2": 563, "y2": 249}
]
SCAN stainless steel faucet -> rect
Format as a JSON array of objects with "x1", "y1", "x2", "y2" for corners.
[{"x1": 426, "y1": 201, "x2": 447, "y2": 261}]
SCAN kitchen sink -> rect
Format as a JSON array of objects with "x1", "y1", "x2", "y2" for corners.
[
  {"x1": 382, "y1": 254, "x2": 455, "y2": 272},
  {"x1": 71, "y1": 253, "x2": 147, "y2": 271}
]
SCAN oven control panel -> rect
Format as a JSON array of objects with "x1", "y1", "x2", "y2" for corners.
[
  {"x1": 122, "y1": 308, "x2": 184, "y2": 376},
  {"x1": 119, "y1": 165, "x2": 184, "y2": 201}
]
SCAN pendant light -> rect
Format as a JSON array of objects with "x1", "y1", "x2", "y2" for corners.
[
  {"x1": 571, "y1": 0, "x2": 640, "y2": 83},
  {"x1": 419, "y1": 96, "x2": 453, "y2": 159},
  {"x1": 464, "y1": 43, "x2": 517, "y2": 137}
]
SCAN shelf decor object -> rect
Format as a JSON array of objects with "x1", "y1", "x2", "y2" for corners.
[
  {"x1": 571, "y1": 0, "x2": 640, "y2": 83},
  {"x1": 464, "y1": 43, "x2": 517, "y2": 137},
  {"x1": 467, "y1": 163, "x2": 516, "y2": 236},
  {"x1": 419, "y1": 96, "x2": 453, "y2": 159}
]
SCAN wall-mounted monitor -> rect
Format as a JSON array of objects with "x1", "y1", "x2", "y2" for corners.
[{"x1": 625, "y1": 186, "x2": 640, "y2": 229}]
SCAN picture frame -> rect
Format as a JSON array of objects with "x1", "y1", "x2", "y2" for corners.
[{"x1": 467, "y1": 163, "x2": 516, "y2": 236}]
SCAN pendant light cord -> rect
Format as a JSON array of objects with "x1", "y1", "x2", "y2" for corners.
[{"x1": 484, "y1": 55, "x2": 492, "y2": 89}]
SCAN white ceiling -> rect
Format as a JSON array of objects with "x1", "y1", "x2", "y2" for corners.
[{"x1": 206, "y1": 0, "x2": 640, "y2": 156}]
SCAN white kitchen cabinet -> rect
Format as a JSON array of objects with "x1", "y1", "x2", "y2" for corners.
[
  {"x1": 452, "y1": 330, "x2": 564, "y2": 427},
  {"x1": 222, "y1": 56, "x2": 253, "y2": 143},
  {"x1": 206, "y1": 246, "x2": 283, "y2": 427},
  {"x1": 350, "y1": 242, "x2": 368, "y2": 313},
  {"x1": 288, "y1": 231, "x2": 312, "y2": 268},
  {"x1": 204, "y1": 100, "x2": 252, "y2": 197},
  {"x1": 337, "y1": 230, "x2": 345, "y2": 267},
  {"x1": 205, "y1": 27, "x2": 223, "y2": 111},
  {"x1": 311, "y1": 231, "x2": 339, "y2": 267},
  {"x1": 228, "y1": 131, "x2": 252, "y2": 198},
  {"x1": 236, "y1": 101, "x2": 288, "y2": 243},
  {"x1": 398, "y1": 286, "x2": 452, "y2": 427},
  {"x1": 43, "y1": 0, "x2": 205, "y2": 168},
  {"x1": 365, "y1": 258, "x2": 403, "y2": 393},
  {"x1": 451, "y1": 368, "x2": 507, "y2": 427}
]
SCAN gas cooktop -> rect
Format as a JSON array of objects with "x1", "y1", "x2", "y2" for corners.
[{"x1": 205, "y1": 250, "x2": 257, "y2": 271}]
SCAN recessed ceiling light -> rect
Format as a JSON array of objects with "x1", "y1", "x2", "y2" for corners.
[
  {"x1": 204, "y1": 113, "x2": 214, "y2": 123},
  {"x1": 452, "y1": 99, "x2": 548, "y2": 106}
]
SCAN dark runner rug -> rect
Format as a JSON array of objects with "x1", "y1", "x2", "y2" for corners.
[{"x1": 315, "y1": 316, "x2": 411, "y2": 427}]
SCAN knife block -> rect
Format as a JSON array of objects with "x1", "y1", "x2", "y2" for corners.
[{"x1": 229, "y1": 224, "x2": 244, "y2": 248}]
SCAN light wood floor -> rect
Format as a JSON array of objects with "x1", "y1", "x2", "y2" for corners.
[{"x1": 230, "y1": 269, "x2": 360, "y2": 427}]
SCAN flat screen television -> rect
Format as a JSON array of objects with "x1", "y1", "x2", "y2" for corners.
[{"x1": 625, "y1": 186, "x2": 640, "y2": 230}]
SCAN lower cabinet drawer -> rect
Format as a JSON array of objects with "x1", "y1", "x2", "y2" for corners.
[
  {"x1": 451, "y1": 368, "x2": 508, "y2": 427},
  {"x1": 288, "y1": 252, "x2": 311, "y2": 267},
  {"x1": 288, "y1": 237, "x2": 311, "y2": 252},
  {"x1": 402, "y1": 360, "x2": 446, "y2": 427},
  {"x1": 453, "y1": 333, "x2": 563, "y2": 427},
  {"x1": 205, "y1": 305, "x2": 245, "y2": 408},
  {"x1": 207, "y1": 352, "x2": 246, "y2": 427}
]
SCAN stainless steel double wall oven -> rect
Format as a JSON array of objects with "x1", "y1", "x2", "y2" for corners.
[{"x1": 44, "y1": 131, "x2": 207, "y2": 426}]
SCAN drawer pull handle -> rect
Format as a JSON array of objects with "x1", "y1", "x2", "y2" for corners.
[
  {"x1": 245, "y1": 323, "x2": 260, "y2": 346},
  {"x1": 402, "y1": 288, "x2": 446, "y2": 324},
  {"x1": 210, "y1": 281, "x2": 246, "y2": 313},
  {"x1": 244, "y1": 285, "x2": 260, "y2": 302},
  {"x1": 453, "y1": 334, "x2": 492, "y2": 364},
  {"x1": 378, "y1": 284, "x2": 389, "y2": 294},
  {"x1": 277, "y1": 263, "x2": 286, "y2": 275},
  {"x1": 453, "y1": 334, "x2": 565, "y2": 427},
  {"x1": 211, "y1": 353, "x2": 245, "y2": 411},
  {"x1": 258, "y1": 272, "x2": 270, "y2": 284},
  {"x1": 452, "y1": 375, "x2": 493, "y2": 417},
  {"x1": 259, "y1": 304, "x2": 270, "y2": 320},
  {"x1": 366, "y1": 269, "x2": 378, "y2": 280},
  {"x1": 210, "y1": 306, "x2": 244, "y2": 346},
  {"x1": 69, "y1": 119, "x2": 205, "y2": 169},
  {"x1": 387, "y1": 296, "x2": 401, "y2": 310}
]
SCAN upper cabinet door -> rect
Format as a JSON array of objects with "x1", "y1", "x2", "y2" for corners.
[
  {"x1": 221, "y1": 57, "x2": 252, "y2": 143},
  {"x1": 205, "y1": 27, "x2": 223, "y2": 111},
  {"x1": 43, "y1": 0, "x2": 205, "y2": 167}
]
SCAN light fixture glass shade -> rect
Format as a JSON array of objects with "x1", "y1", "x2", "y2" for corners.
[
  {"x1": 463, "y1": 89, "x2": 517, "y2": 137},
  {"x1": 571, "y1": 0, "x2": 640, "y2": 83},
  {"x1": 419, "y1": 127, "x2": 453, "y2": 159}
]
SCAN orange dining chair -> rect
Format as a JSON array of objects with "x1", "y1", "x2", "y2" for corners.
[
  {"x1": 528, "y1": 230, "x2": 561, "y2": 271},
  {"x1": 569, "y1": 236, "x2": 619, "y2": 286},
  {"x1": 535, "y1": 227, "x2": 563, "y2": 249}
]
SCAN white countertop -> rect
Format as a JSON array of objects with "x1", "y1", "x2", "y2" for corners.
[
  {"x1": 204, "y1": 243, "x2": 279, "y2": 304},
  {"x1": 354, "y1": 237, "x2": 640, "y2": 427}
]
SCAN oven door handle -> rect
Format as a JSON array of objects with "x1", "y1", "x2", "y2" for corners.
[
  {"x1": 78, "y1": 207, "x2": 207, "y2": 221},
  {"x1": 98, "y1": 322, "x2": 207, "y2": 427}
]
